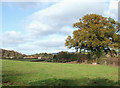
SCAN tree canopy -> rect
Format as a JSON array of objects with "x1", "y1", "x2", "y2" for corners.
[{"x1": 65, "y1": 14, "x2": 120, "y2": 57}]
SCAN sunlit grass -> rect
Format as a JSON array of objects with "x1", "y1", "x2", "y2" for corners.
[{"x1": 2, "y1": 59, "x2": 119, "y2": 86}]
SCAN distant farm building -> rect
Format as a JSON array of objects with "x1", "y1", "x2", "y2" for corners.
[
  {"x1": 24, "y1": 56, "x2": 38, "y2": 59},
  {"x1": 38, "y1": 57, "x2": 42, "y2": 59},
  {"x1": 10, "y1": 57, "x2": 13, "y2": 59}
]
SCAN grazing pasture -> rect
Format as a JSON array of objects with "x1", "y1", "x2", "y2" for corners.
[{"x1": 2, "y1": 59, "x2": 119, "y2": 86}]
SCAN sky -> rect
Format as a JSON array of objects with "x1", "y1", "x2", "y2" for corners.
[{"x1": 1, "y1": 0, "x2": 119, "y2": 55}]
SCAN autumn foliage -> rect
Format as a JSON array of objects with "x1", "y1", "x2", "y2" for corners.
[{"x1": 65, "y1": 14, "x2": 120, "y2": 58}]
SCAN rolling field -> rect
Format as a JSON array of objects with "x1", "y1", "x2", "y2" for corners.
[{"x1": 2, "y1": 59, "x2": 119, "y2": 86}]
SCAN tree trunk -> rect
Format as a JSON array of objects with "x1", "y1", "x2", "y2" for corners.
[
  {"x1": 85, "y1": 60, "x2": 87, "y2": 64},
  {"x1": 76, "y1": 48, "x2": 78, "y2": 53},
  {"x1": 105, "y1": 60, "x2": 107, "y2": 65},
  {"x1": 80, "y1": 48, "x2": 81, "y2": 53},
  {"x1": 113, "y1": 62, "x2": 115, "y2": 66},
  {"x1": 92, "y1": 59, "x2": 94, "y2": 63},
  {"x1": 96, "y1": 58, "x2": 98, "y2": 64}
]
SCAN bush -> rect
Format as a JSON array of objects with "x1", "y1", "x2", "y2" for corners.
[
  {"x1": 45, "y1": 58, "x2": 53, "y2": 62},
  {"x1": 73, "y1": 53, "x2": 87, "y2": 63},
  {"x1": 106, "y1": 57, "x2": 119, "y2": 66},
  {"x1": 53, "y1": 51, "x2": 88, "y2": 63},
  {"x1": 53, "y1": 51, "x2": 73, "y2": 63}
]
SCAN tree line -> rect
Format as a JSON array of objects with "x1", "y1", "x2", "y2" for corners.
[{"x1": 0, "y1": 49, "x2": 26, "y2": 59}]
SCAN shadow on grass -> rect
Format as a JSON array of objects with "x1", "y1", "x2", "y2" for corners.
[
  {"x1": 29, "y1": 77, "x2": 119, "y2": 86},
  {"x1": 2, "y1": 70, "x2": 27, "y2": 84},
  {"x1": 3, "y1": 58, "x2": 45, "y2": 62}
]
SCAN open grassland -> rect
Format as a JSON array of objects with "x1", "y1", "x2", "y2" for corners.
[{"x1": 2, "y1": 59, "x2": 119, "y2": 86}]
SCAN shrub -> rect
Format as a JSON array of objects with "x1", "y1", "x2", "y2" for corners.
[
  {"x1": 53, "y1": 51, "x2": 88, "y2": 63},
  {"x1": 73, "y1": 53, "x2": 87, "y2": 63},
  {"x1": 53, "y1": 51, "x2": 75, "y2": 63},
  {"x1": 106, "y1": 57, "x2": 119, "y2": 66}
]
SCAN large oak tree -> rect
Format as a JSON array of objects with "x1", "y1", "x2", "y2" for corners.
[{"x1": 65, "y1": 14, "x2": 120, "y2": 60}]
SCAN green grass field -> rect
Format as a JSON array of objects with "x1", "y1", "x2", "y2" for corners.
[{"x1": 2, "y1": 59, "x2": 119, "y2": 86}]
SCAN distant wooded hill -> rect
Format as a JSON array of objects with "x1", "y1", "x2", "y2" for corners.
[{"x1": 0, "y1": 49, "x2": 26, "y2": 59}]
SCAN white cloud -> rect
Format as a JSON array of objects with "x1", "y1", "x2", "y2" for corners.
[
  {"x1": 13, "y1": 35, "x2": 70, "y2": 54},
  {"x1": 118, "y1": 1, "x2": 120, "y2": 22},
  {"x1": 26, "y1": 0, "x2": 109, "y2": 39},
  {"x1": 26, "y1": 21, "x2": 55, "y2": 38},
  {"x1": 104, "y1": 0, "x2": 118, "y2": 20},
  {"x1": 5, "y1": 2, "x2": 56, "y2": 10},
  {"x1": 59, "y1": 26, "x2": 74, "y2": 35},
  {"x1": 32, "y1": 35, "x2": 66, "y2": 47},
  {"x1": 1, "y1": 31, "x2": 30, "y2": 47}
]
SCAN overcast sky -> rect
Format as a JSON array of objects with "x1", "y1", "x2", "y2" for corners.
[{"x1": 1, "y1": 0, "x2": 118, "y2": 55}]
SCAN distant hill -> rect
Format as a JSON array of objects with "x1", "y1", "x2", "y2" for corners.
[
  {"x1": 52, "y1": 52, "x2": 75, "y2": 55},
  {"x1": 52, "y1": 53, "x2": 57, "y2": 55},
  {"x1": 0, "y1": 49, "x2": 26, "y2": 59}
]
